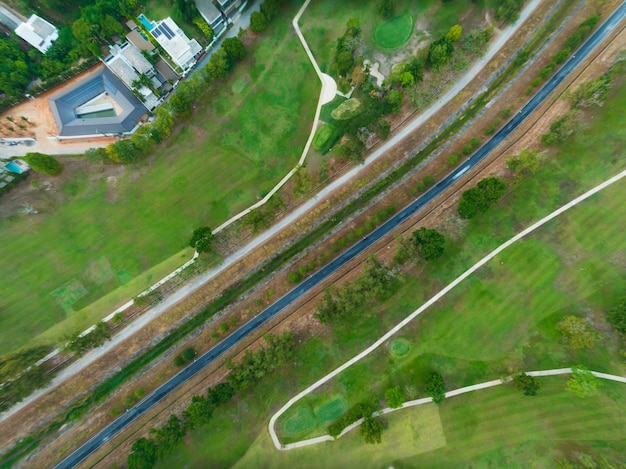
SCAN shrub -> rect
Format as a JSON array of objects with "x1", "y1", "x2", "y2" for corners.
[
  {"x1": 174, "y1": 347, "x2": 196, "y2": 367},
  {"x1": 458, "y1": 177, "x2": 507, "y2": 219},
  {"x1": 412, "y1": 227, "x2": 445, "y2": 261},
  {"x1": 447, "y1": 153, "x2": 460, "y2": 167},
  {"x1": 556, "y1": 315, "x2": 598, "y2": 349},
  {"x1": 288, "y1": 270, "x2": 303, "y2": 284},
  {"x1": 249, "y1": 11, "x2": 267, "y2": 33},
  {"x1": 425, "y1": 371, "x2": 446, "y2": 404},
  {"x1": 607, "y1": 297, "x2": 626, "y2": 333},
  {"x1": 23, "y1": 152, "x2": 62, "y2": 175},
  {"x1": 514, "y1": 373, "x2": 541, "y2": 396},
  {"x1": 385, "y1": 386, "x2": 405, "y2": 408},
  {"x1": 422, "y1": 175, "x2": 435, "y2": 188}
]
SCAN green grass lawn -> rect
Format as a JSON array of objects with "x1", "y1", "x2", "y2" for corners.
[
  {"x1": 0, "y1": 1, "x2": 318, "y2": 355},
  {"x1": 158, "y1": 74, "x2": 626, "y2": 468},
  {"x1": 301, "y1": 0, "x2": 478, "y2": 74},
  {"x1": 373, "y1": 14, "x2": 414, "y2": 49}
]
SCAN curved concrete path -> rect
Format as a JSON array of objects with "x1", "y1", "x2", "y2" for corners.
[
  {"x1": 276, "y1": 368, "x2": 626, "y2": 450},
  {"x1": 268, "y1": 168, "x2": 626, "y2": 450},
  {"x1": 212, "y1": 0, "x2": 333, "y2": 233}
]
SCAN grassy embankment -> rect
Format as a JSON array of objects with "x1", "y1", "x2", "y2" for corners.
[
  {"x1": 0, "y1": 1, "x2": 317, "y2": 355},
  {"x1": 158, "y1": 61, "x2": 626, "y2": 468}
]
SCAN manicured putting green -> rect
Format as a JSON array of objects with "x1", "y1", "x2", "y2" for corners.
[
  {"x1": 374, "y1": 14, "x2": 414, "y2": 49},
  {"x1": 390, "y1": 338, "x2": 411, "y2": 358},
  {"x1": 282, "y1": 406, "x2": 316, "y2": 436},
  {"x1": 313, "y1": 123, "x2": 335, "y2": 150},
  {"x1": 315, "y1": 396, "x2": 348, "y2": 422}
]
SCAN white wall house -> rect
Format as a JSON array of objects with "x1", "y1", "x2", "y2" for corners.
[
  {"x1": 14, "y1": 14, "x2": 58, "y2": 53},
  {"x1": 104, "y1": 43, "x2": 162, "y2": 110},
  {"x1": 149, "y1": 17, "x2": 202, "y2": 71}
]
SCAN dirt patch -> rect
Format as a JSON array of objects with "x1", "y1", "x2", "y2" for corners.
[{"x1": 0, "y1": 64, "x2": 119, "y2": 159}]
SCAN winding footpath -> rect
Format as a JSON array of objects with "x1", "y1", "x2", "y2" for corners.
[
  {"x1": 268, "y1": 168, "x2": 626, "y2": 450},
  {"x1": 277, "y1": 369, "x2": 626, "y2": 450}
]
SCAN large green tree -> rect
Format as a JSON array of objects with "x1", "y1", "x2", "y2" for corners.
[
  {"x1": 127, "y1": 437, "x2": 157, "y2": 469},
  {"x1": 182, "y1": 395, "x2": 213, "y2": 429},
  {"x1": 567, "y1": 366, "x2": 602, "y2": 398},
  {"x1": 23, "y1": 152, "x2": 63, "y2": 175},
  {"x1": 222, "y1": 37, "x2": 246, "y2": 65},
  {"x1": 385, "y1": 386, "x2": 405, "y2": 408},
  {"x1": 425, "y1": 371, "x2": 446, "y2": 404},
  {"x1": 412, "y1": 227, "x2": 446, "y2": 261},
  {"x1": 189, "y1": 226, "x2": 215, "y2": 253},
  {"x1": 250, "y1": 11, "x2": 268, "y2": 33},
  {"x1": 458, "y1": 177, "x2": 507, "y2": 219},
  {"x1": 360, "y1": 416, "x2": 385, "y2": 444},
  {"x1": 427, "y1": 37, "x2": 454, "y2": 70}
]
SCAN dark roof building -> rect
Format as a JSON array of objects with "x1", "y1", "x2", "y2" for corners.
[
  {"x1": 195, "y1": 0, "x2": 226, "y2": 34},
  {"x1": 215, "y1": 0, "x2": 243, "y2": 17},
  {"x1": 126, "y1": 29, "x2": 155, "y2": 52},
  {"x1": 48, "y1": 65, "x2": 147, "y2": 137}
]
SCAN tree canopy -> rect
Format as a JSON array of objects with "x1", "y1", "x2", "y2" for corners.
[
  {"x1": 385, "y1": 386, "x2": 405, "y2": 408},
  {"x1": 360, "y1": 416, "x2": 385, "y2": 444},
  {"x1": 607, "y1": 298, "x2": 626, "y2": 334},
  {"x1": 427, "y1": 37, "x2": 454, "y2": 70},
  {"x1": 458, "y1": 177, "x2": 507, "y2": 219},
  {"x1": 556, "y1": 315, "x2": 598, "y2": 349},
  {"x1": 567, "y1": 366, "x2": 602, "y2": 398},
  {"x1": 425, "y1": 371, "x2": 446, "y2": 404},
  {"x1": 494, "y1": 0, "x2": 525, "y2": 24},
  {"x1": 189, "y1": 226, "x2": 215, "y2": 253},
  {"x1": 513, "y1": 372, "x2": 541, "y2": 396},
  {"x1": 446, "y1": 24, "x2": 463, "y2": 43},
  {"x1": 23, "y1": 152, "x2": 63, "y2": 176},
  {"x1": 250, "y1": 11, "x2": 268, "y2": 33},
  {"x1": 412, "y1": 227, "x2": 446, "y2": 261}
]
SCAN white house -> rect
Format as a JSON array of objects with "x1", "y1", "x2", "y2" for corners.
[
  {"x1": 14, "y1": 14, "x2": 58, "y2": 53},
  {"x1": 104, "y1": 43, "x2": 161, "y2": 110},
  {"x1": 149, "y1": 17, "x2": 202, "y2": 71}
]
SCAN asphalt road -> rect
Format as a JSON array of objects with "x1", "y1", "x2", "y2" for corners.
[{"x1": 55, "y1": 3, "x2": 626, "y2": 467}]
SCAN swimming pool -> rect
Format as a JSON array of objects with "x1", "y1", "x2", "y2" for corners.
[
  {"x1": 6, "y1": 162, "x2": 23, "y2": 174},
  {"x1": 138, "y1": 13, "x2": 154, "y2": 31}
]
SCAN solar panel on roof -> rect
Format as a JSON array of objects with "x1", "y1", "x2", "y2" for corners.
[
  {"x1": 152, "y1": 28, "x2": 161, "y2": 38},
  {"x1": 161, "y1": 22, "x2": 174, "y2": 37}
]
